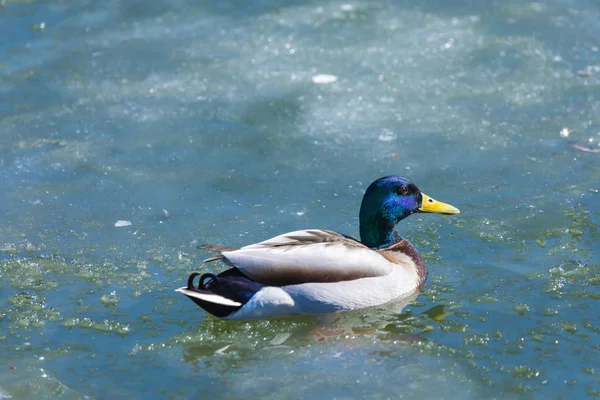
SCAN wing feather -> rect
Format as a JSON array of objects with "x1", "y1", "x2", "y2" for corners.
[{"x1": 220, "y1": 230, "x2": 393, "y2": 286}]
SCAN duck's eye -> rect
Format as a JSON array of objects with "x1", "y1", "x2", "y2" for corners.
[{"x1": 397, "y1": 186, "x2": 409, "y2": 195}]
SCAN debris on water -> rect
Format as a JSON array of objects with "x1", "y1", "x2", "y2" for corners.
[
  {"x1": 559, "y1": 127, "x2": 572, "y2": 138},
  {"x1": 576, "y1": 69, "x2": 593, "y2": 77},
  {"x1": 570, "y1": 143, "x2": 600, "y2": 153},
  {"x1": 378, "y1": 131, "x2": 396, "y2": 142},
  {"x1": 311, "y1": 325, "x2": 346, "y2": 341},
  {"x1": 162, "y1": 209, "x2": 170, "y2": 219},
  {"x1": 378, "y1": 134, "x2": 395, "y2": 142},
  {"x1": 576, "y1": 65, "x2": 598, "y2": 77},
  {"x1": 550, "y1": 260, "x2": 587, "y2": 280},
  {"x1": 423, "y1": 304, "x2": 449, "y2": 322},
  {"x1": 561, "y1": 322, "x2": 577, "y2": 334},
  {"x1": 543, "y1": 308, "x2": 559, "y2": 316},
  {"x1": 100, "y1": 291, "x2": 119, "y2": 306},
  {"x1": 559, "y1": 127, "x2": 600, "y2": 153},
  {"x1": 588, "y1": 276, "x2": 600, "y2": 285},
  {"x1": 270, "y1": 332, "x2": 292, "y2": 346},
  {"x1": 114, "y1": 220, "x2": 132, "y2": 227},
  {"x1": 0, "y1": 243, "x2": 17, "y2": 253},
  {"x1": 569, "y1": 228, "x2": 583, "y2": 237},
  {"x1": 312, "y1": 74, "x2": 338, "y2": 84},
  {"x1": 49, "y1": 141, "x2": 65, "y2": 150},
  {"x1": 513, "y1": 303, "x2": 530, "y2": 316},
  {"x1": 214, "y1": 344, "x2": 231, "y2": 355},
  {"x1": 30, "y1": 22, "x2": 46, "y2": 31}
]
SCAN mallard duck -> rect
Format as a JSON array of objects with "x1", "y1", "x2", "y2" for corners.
[{"x1": 176, "y1": 176, "x2": 459, "y2": 319}]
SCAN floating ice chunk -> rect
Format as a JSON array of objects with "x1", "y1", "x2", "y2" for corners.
[
  {"x1": 270, "y1": 332, "x2": 292, "y2": 346},
  {"x1": 100, "y1": 291, "x2": 119, "y2": 306},
  {"x1": 114, "y1": 220, "x2": 132, "y2": 227},
  {"x1": 215, "y1": 344, "x2": 231, "y2": 355},
  {"x1": 378, "y1": 133, "x2": 396, "y2": 142},
  {"x1": 442, "y1": 38, "x2": 455, "y2": 50},
  {"x1": 0, "y1": 387, "x2": 10, "y2": 399},
  {"x1": 312, "y1": 74, "x2": 338, "y2": 84}
]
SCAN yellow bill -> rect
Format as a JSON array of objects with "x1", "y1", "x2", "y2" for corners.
[{"x1": 419, "y1": 193, "x2": 460, "y2": 215}]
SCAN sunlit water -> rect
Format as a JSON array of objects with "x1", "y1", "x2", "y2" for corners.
[{"x1": 1, "y1": 0, "x2": 599, "y2": 398}]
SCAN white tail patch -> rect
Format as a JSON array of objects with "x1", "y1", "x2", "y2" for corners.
[{"x1": 175, "y1": 287, "x2": 242, "y2": 307}]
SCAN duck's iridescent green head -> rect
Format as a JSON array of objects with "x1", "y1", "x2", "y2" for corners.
[{"x1": 359, "y1": 176, "x2": 459, "y2": 248}]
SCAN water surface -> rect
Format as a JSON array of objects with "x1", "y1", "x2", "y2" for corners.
[{"x1": 1, "y1": 0, "x2": 599, "y2": 398}]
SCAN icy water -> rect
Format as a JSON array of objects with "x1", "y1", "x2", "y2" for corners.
[{"x1": 1, "y1": 0, "x2": 600, "y2": 398}]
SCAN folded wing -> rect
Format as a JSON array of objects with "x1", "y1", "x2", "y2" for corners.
[{"x1": 218, "y1": 230, "x2": 393, "y2": 286}]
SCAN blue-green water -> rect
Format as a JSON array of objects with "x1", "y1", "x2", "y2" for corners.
[{"x1": 1, "y1": 0, "x2": 599, "y2": 398}]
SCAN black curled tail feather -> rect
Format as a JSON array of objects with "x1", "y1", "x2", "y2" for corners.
[
  {"x1": 181, "y1": 269, "x2": 264, "y2": 318},
  {"x1": 187, "y1": 272, "x2": 219, "y2": 290}
]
